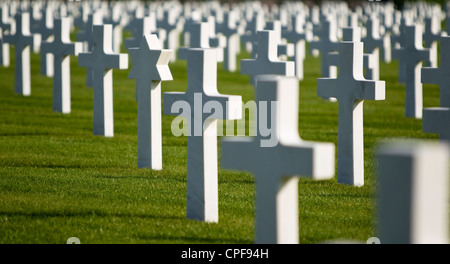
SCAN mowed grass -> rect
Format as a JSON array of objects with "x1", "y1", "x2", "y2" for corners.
[{"x1": 0, "y1": 34, "x2": 440, "y2": 244}]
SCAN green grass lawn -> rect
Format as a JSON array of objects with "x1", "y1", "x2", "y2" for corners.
[{"x1": 0, "y1": 36, "x2": 440, "y2": 244}]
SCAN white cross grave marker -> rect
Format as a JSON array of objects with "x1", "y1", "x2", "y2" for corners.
[
  {"x1": 392, "y1": 24, "x2": 432, "y2": 119},
  {"x1": 41, "y1": 17, "x2": 82, "y2": 114},
  {"x1": 129, "y1": 34, "x2": 173, "y2": 169},
  {"x1": 317, "y1": 32, "x2": 385, "y2": 186},
  {"x1": 241, "y1": 30, "x2": 294, "y2": 85},
  {"x1": 221, "y1": 75, "x2": 335, "y2": 244},
  {"x1": 4, "y1": 12, "x2": 38, "y2": 96},
  {"x1": 78, "y1": 24, "x2": 128, "y2": 137},
  {"x1": 163, "y1": 48, "x2": 242, "y2": 222},
  {"x1": 376, "y1": 141, "x2": 449, "y2": 244}
]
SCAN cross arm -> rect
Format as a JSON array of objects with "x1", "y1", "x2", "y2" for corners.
[
  {"x1": 418, "y1": 49, "x2": 433, "y2": 65},
  {"x1": 104, "y1": 53, "x2": 128, "y2": 70},
  {"x1": 355, "y1": 80, "x2": 385, "y2": 101},
  {"x1": 273, "y1": 140, "x2": 335, "y2": 180}
]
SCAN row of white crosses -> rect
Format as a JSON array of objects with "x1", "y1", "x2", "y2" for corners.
[
  {"x1": 78, "y1": 24, "x2": 128, "y2": 137},
  {"x1": 1, "y1": 1, "x2": 449, "y2": 244},
  {"x1": 164, "y1": 47, "x2": 242, "y2": 222}
]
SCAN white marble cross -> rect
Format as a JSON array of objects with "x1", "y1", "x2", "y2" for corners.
[
  {"x1": 4, "y1": 12, "x2": 38, "y2": 96},
  {"x1": 376, "y1": 141, "x2": 449, "y2": 244},
  {"x1": 129, "y1": 34, "x2": 173, "y2": 169},
  {"x1": 392, "y1": 24, "x2": 433, "y2": 119},
  {"x1": 241, "y1": 30, "x2": 295, "y2": 85},
  {"x1": 163, "y1": 48, "x2": 242, "y2": 222},
  {"x1": 41, "y1": 17, "x2": 82, "y2": 114},
  {"x1": 422, "y1": 36, "x2": 450, "y2": 141},
  {"x1": 221, "y1": 75, "x2": 335, "y2": 244},
  {"x1": 78, "y1": 24, "x2": 128, "y2": 137},
  {"x1": 317, "y1": 33, "x2": 385, "y2": 186}
]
